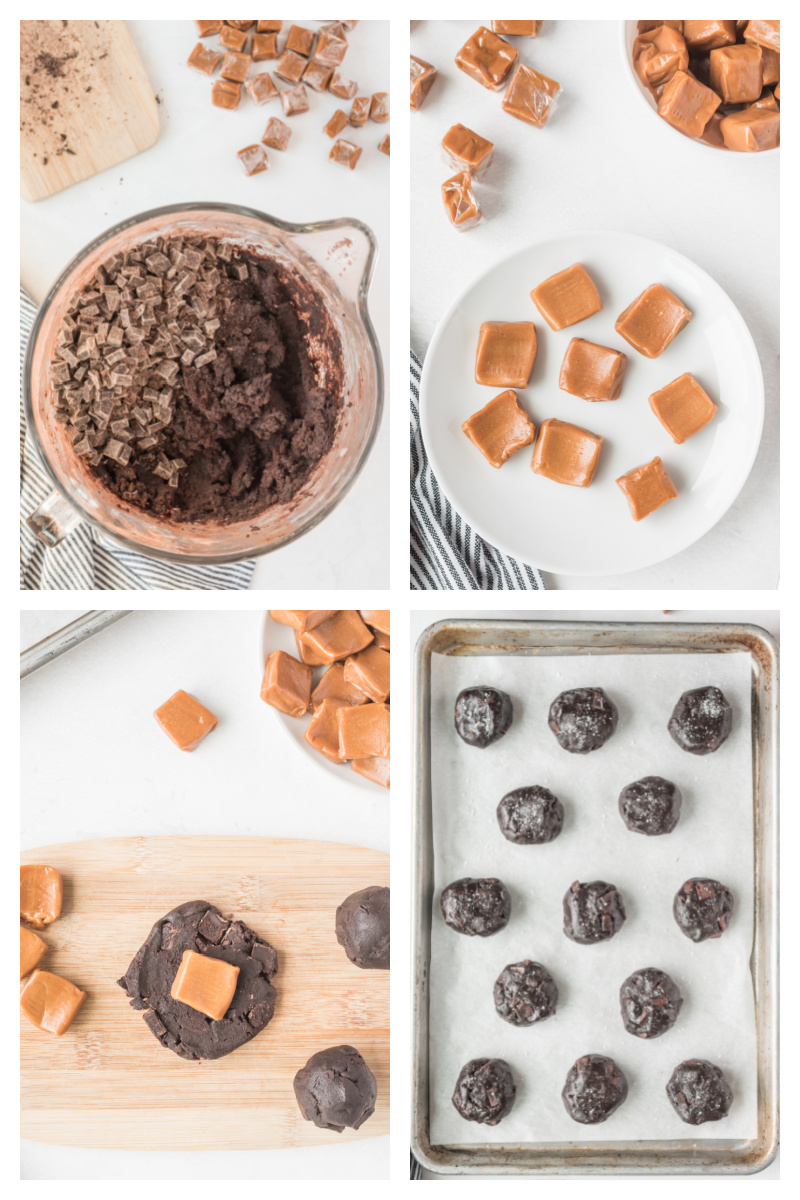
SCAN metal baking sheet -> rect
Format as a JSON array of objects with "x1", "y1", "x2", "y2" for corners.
[
  {"x1": 412, "y1": 620, "x2": 778, "y2": 1176},
  {"x1": 20, "y1": 610, "x2": 130, "y2": 678}
]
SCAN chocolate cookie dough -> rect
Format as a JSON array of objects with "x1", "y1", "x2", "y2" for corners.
[
  {"x1": 548, "y1": 687, "x2": 618, "y2": 753},
  {"x1": 117, "y1": 899, "x2": 278, "y2": 1061},
  {"x1": 668, "y1": 686, "x2": 732, "y2": 755},
  {"x1": 666, "y1": 1059, "x2": 733, "y2": 1125},
  {"x1": 673, "y1": 877, "x2": 734, "y2": 942},
  {"x1": 452, "y1": 1057, "x2": 516, "y2": 1125},
  {"x1": 563, "y1": 880, "x2": 626, "y2": 944},
  {"x1": 494, "y1": 960, "x2": 558, "y2": 1026},
  {"x1": 620, "y1": 967, "x2": 683, "y2": 1039},
  {"x1": 454, "y1": 686, "x2": 513, "y2": 748},
  {"x1": 618, "y1": 776, "x2": 682, "y2": 836},
  {"x1": 293, "y1": 1044, "x2": 377, "y2": 1132},
  {"x1": 441, "y1": 877, "x2": 511, "y2": 937},
  {"x1": 562, "y1": 1054, "x2": 628, "y2": 1124},
  {"x1": 335, "y1": 885, "x2": 390, "y2": 970},
  {"x1": 496, "y1": 785, "x2": 564, "y2": 844},
  {"x1": 50, "y1": 234, "x2": 343, "y2": 524}
]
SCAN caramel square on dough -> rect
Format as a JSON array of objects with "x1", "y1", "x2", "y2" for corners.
[
  {"x1": 649, "y1": 373, "x2": 718, "y2": 443},
  {"x1": 246, "y1": 72, "x2": 279, "y2": 105},
  {"x1": 455, "y1": 26, "x2": 518, "y2": 91},
  {"x1": 21, "y1": 864, "x2": 63, "y2": 928},
  {"x1": 344, "y1": 645, "x2": 391, "y2": 702},
  {"x1": 632, "y1": 25, "x2": 688, "y2": 91},
  {"x1": 20, "y1": 970, "x2": 86, "y2": 1035},
  {"x1": 286, "y1": 24, "x2": 315, "y2": 57},
  {"x1": 275, "y1": 50, "x2": 306, "y2": 84},
  {"x1": 270, "y1": 610, "x2": 337, "y2": 632},
  {"x1": 301, "y1": 611, "x2": 374, "y2": 664},
  {"x1": 220, "y1": 50, "x2": 251, "y2": 84},
  {"x1": 211, "y1": 80, "x2": 242, "y2": 110},
  {"x1": 720, "y1": 107, "x2": 779, "y2": 151},
  {"x1": 531, "y1": 263, "x2": 603, "y2": 332},
  {"x1": 360, "y1": 610, "x2": 390, "y2": 635},
  {"x1": 154, "y1": 689, "x2": 219, "y2": 751},
  {"x1": 305, "y1": 699, "x2": 351, "y2": 763},
  {"x1": 238, "y1": 144, "x2": 268, "y2": 176},
  {"x1": 616, "y1": 456, "x2": 678, "y2": 521},
  {"x1": 442, "y1": 124, "x2": 494, "y2": 179},
  {"x1": 351, "y1": 756, "x2": 390, "y2": 789},
  {"x1": 744, "y1": 20, "x2": 780, "y2": 53},
  {"x1": 475, "y1": 322, "x2": 537, "y2": 388},
  {"x1": 657, "y1": 71, "x2": 721, "y2": 138},
  {"x1": 187, "y1": 43, "x2": 222, "y2": 76},
  {"x1": 502, "y1": 64, "x2": 561, "y2": 126},
  {"x1": 262, "y1": 117, "x2": 291, "y2": 150},
  {"x1": 330, "y1": 139, "x2": 362, "y2": 169},
  {"x1": 410, "y1": 56, "x2": 437, "y2": 109},
  {"x1": 21, "y1": 926, "x2": 47, "y2": 979},
  {"x1": 442, "y1": 171, "x2": 482, "y2": 232},
  {"x1": 682, "y1": 20, "x2": 736, "y2": 52},
  {"x1": 171, "y1": 949, "x2": 239, "y2": 1021},
  {"x1": 559, "y1": 338, "x2": 627, "y2": 401},
  {"x1": 260, "y1": 651, "x2": 312, "y2": 716},
  {"x1": 615, "y1": 283, "x2": 692, "y2": 358},
  {"x1": 531, "y1": 418, "x2": 603, "y2": 488},
  {"x1": 339, "y1": 703, "x2": 391, "y2": 760},
  {"x1": 462, "y1": 390, "x2": 536, "y2": 467},
  {"x1": 491, "y1": 21, "x2": 542, "y2": 36},
  {"x1": 252, "y1": 33, "x2": 278, "y2": 62},
  {"x1": 311, "y1": 663, "x2": 369, "y2": 711},
  {"x1": 710, "y1": 44, "x2": 763, "y2": 104}
]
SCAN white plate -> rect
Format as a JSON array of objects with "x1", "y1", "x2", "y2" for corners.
[
  {"x1": 258, "y1": 612, "x2": 383, "y2": 794},
  {"x1": 419, "y1": 230, "x2": 764, "y2": 576}
]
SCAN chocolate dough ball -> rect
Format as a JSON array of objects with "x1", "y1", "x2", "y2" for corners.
[
  {"x1": 673, "y1": 877, "x2": 734, "y2": 942},
  {"x1": 618, "y1": 776, "x2": 682, "y2": 836},
  {"x1": 620, "y1": 967, "x2": 683, "y2": 1039},
  {"x1": 335, "y1": 885, "x2": 390, "y2": 970},
  {"x1": 548, "y1": 687, "x2": 618, "y2": 754},
  {"x1": 494, "y1": 960, "x2": 558, "y2": 1026},
  {"x1": 452, "y1": 1057, "x2": 516, "y2": 1125},
  {"x1": 666, "y1": 1059, "x2": 733, "y2": 1125},
  {"x1": 440, "y1": 877, "x2": 511, "y2": 937},
  {"x1": 454, "y1": 686, "x2": 513, "y2": 748},
  {"x1": 668, "y1": 686, "x2": 732, "y2": 755},
  {"x1": 293, "y1": 1044, "x2": 377, "y2": 1132},
  {"x1": 497, "y1": 785, "x2": 564, "y2": 845},
  {"x1": 563, "y1": 880, "x2": 626, "y2": 944},
  {"x1": 561, "y1": 1055, "x2": 628, "y2": 1124}
]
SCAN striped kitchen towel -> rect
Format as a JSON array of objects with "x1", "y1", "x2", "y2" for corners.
[
  {"x1": 410, "y1": 349, "x2": 545, "y2": 591},
  {"x1": 20, "y1": 288, "x2": 255, "y2": 591}
]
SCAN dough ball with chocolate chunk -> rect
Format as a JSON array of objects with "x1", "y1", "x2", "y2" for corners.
[
  {"x1": 494, "y1": 960, "x2": 558, "y2": 1026},
  {"x1": 673, "y1": 877, "x2": 734, "y2": 942},
  {"x1": 335, "y1": 885, "x2": 390, "y2": 970},
  {"x1": 618, "y1": 776, "x2": 682, "y2": 836},
  {"x1": 440, "y1": 877, "x2": 511, "y2": 937},
  {"x1": 454, "y1": 686, "x2": 513, "y2": 748},
  {"x1": 293, "y1": 1044, "x2": 377, "y2": 1132},
  {"x1": 620, "y1": 967, "x2": 683, "y2": 1039},
  {"x1": 548, "y1": 687, "x2": 618, "y2": 754},
  {"x1": 497, "y1": 785, "x2": 564, "y2": 845},
  {"x1": 452, "y1": 1057, "x2": 516, "y2": 1125},
  {"x1": 563, "y1": 880, "x2": 626, "y2": 944},
  {"x1": 562, "y1": 1054, "x2": 628, "y2": 1124},
  {"x1": 668, "y1": 685, "x2": 732, "y2": 755},
  {"x1": 666, "y1": 1059, "x2": 733, "y2": 1125}
]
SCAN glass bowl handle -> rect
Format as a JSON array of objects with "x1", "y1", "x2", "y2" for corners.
[{"x1": 289, "y1": 218, "x2": 378, "y2": 307}]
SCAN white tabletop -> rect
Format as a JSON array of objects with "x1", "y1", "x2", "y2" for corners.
[
  {"x1": 410, "y1": 20, "x2": 779, "y2": 591},
  {"x1": 20, "y1": 609, "x2": 389, "y2": 1179},
  {"x1": 20, "y1": 19, "x2": 389, "y2": 590}
]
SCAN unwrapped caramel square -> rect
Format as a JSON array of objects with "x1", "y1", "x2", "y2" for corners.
[
  {"x1": 615, "y1": 283, "x2": 692, "y2": 358},
  {"x1": 442, "y1": 171, "x2": 482, "y2": 232},
  {"x1": 260, "y1": 651, "x2": 312, "y2": 716},
  {"x1": 657, "y1": 71, "x2": 720, "y2": 138},
  {"x1": 344, "y1": 645, "x2": 391, "y2": 703},
  {"x1": 649, "y1": 373, "x2": 718, "y2": 443},
  {"x1": 491, "y1": 21, "x2": 542, "y2": 37},
  {"x1": 281, "y1": 84, "x2": 309, "y2": 116},
  {"x1": 219, "y1": 24, "x2": 248, "y2": 52},
  {"x1": 188, "y1": 43, "x2": 222, "y2": 76},
  {"x1": 294, "y1": 631, "x2": 326, "y2": 666},
  {"x1": 270, "y1": 610, "x2": 337, "y2": 632},
  {"x1": 21, "y1": 926, "x2": 47, "y2": 978},
  {"x1": 211, "y1": 79, "x2": 241, "y2": 110},
  {"x1": 359, "y1": 611, "x2": 390, "y2": 635},
  {"x1": 744, "y1": 20, "x2": 780, "y2": 53},
  {"x1": 301, "y1": 611, "x2": 374, "y2": 663},
  {"x1": 370, "y1": 92, "x2": 390, "y2": 122},
  {"x1": 305, "y1": 699, "x2": 350, "y2": 763},
  {"x1": 252, "y1": 33, "x2": 278, "y2": 62},
  {"x1": 303, "y1": 60, "x2": 333, "y2": 91},
  {"x1": 442, "y1": 123, "x2": 494, "y2": 178},
  {"x1": 171, "y1": 949, "x2": 239, "y2": 1021},
  {"x1": 351, "y1": 756, "x2": 390, "y2": 789},
  {"x1": 531, "y1": 263, "x2": 602, "y2": 331},
  {"x1": 410, "y1": 55, "x2": 437, "y2": 109},
  {"x1": 633, "y1": 25, "x2": 689, "y2": 91},
  {"x1": 462, "y1": 389, "x2": 536, "y2": 467},
  {"x1": 21, "y1": 864, "x2": 63, "y2": 929},
  {"x1": 349, "y1": 96, "x2": 370, "y2": 125},
  {"x1": 311, "y1": 663, "x2": 369, "y2": 711},
  {"x1": 246, "y1": 72, "x2": 278, "y2": 104},
  {"x1": 325, "y1": 109, "x2": 349, "y2": 138},
  {"x1": 475, "y1": 322, "x2": 537, "y2": 388},
  {"x1": 456, "y1": 26, "x2": 518, "y2": 90},
  {"x1": 760, "y1": 47, "x2": 780, "y2": 86},
  {"x1": 559, "y1": 338, "x2": 627, "y2": 402},
  {"x1": 154, "y1": 690, "x2": 218, "y2": 751},
  {"x1": 286, "y1": 24, "x2": 315, "y2": 56},
  {"x1": 196, "y1": 20, "x2": 223, "y2": 38},
  {"x1": 720, "y1": 107, "x2": 779, "y2": 151},
  {"x1": 710, "y1": 44, "x2": 763, "y2": 104},
  {"x1": 502, "y1": 63, "x2": 561, "y2": 126},
  {"x1": 20, "y1": 970, "x2": 86, "y2": 1035},
  {"x1": 531, "y1": 418, "x2": 603, "y2": 487},
  {"x1": 339, "y1": 703, "x2": 390, "y2": 759},
  {"x1": 314, "y1": 30, "x2": 348, "y2": 67},
  {"x1": 616, "y1": 456, "x2": 678, "y2": 521},
  {"x1": 682, "y1": 20, "x2": 736, "y2": 52},
  {"x1": 332, "y1": 70, "x2": 359, "y2": 100},
  {"x1": 257, "y1": 21, "x2": 282, "y2": 34},
  {"x1": 220, "y1": 50, "x2": 251, "y2": 83},
  {"x1": 275, "y1": 50, "x2": 306, "y2": 84}
]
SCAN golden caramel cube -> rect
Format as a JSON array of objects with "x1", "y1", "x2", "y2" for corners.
[
  {"x1": 246, "y1": 72, "x2": 279, "y2": 104},
  {"x1": 455, "y1": 26, "x2": 518, "y2": 90},
  {"x1": 154, "y1": 690, "x2": 218, "y2": 751},
  {"x1": 462, "y1": 389, "x2": 536, "y2": 467},
  {"x1": 531, "y1": 263, "x2": 602, "y2": 332},
  {"x1": 502, "y1": 63, "x2": 561, "y2": 126},
  {"x1": 531, "y1": 418, "x2": 603, "y2": 488},
  {"x1": 294, "y1": 631, "x2": 326, "y2": 667},
  {"x1": 219, "y1": 25, "x2": 248, "y2": 52},
  {"x1": 261, "y1": 117, "x2": 291, "y2": 150},
  {"x1": 252, "y1": 33, "x2": 278, "y2": 62},
  {"x1": 305, "y1": 699, "x2": 350, "y2": 763},
  {"x1": 20, "y1": 970, "x2": 86, "y2": 1035},
  {"x1": 649, "y1": 373, "x2": 718, "y2": 443},
  {"x1": 410, "y1": 55, "x2": 437, "y2": 109},
  {"x1": 270, "y1": 610, "x2": 337, "y2": 632},
  {"x1": 442, "y1": 171, "x2": 482, "y2": 232},
  {"x1": 359, "y1": 610, "x2": 390, "y2": 635},
  {"x1": 220, "y1": 50, "x2": 251, "y2": 83},
  {"x1": 559, "y1": 338, "x2": 627, "y2": 402},
  {"x1": 343, "y1": 645, "x2": 391, "y2": 703},
  {"x1": 615, "y1": 284, "x2": 692, "y2": 358},
  {"x1": 301, "y1": 611, "x2": 374, "y2": 664},
  {"x1": 720, "y1": 107, "x2": 780, "y2": 151},
  {"x1": 260, "y1": 651, "x2": 312, "y2": 716},
  {"x1": 338, "y1": 703, "x2": 390, "y2": 760},
  {"x1": 21, "y1": 864, "x2": 63, "y2": 929},
  {"x1": 170, "y1": 949, "x2": 239, "y2": 1021},
  {"x1": 475, "y1": 322, "x2": 537, "y2": 388},
  {"x1": 442, "y1": 124, "x2": 494, "y2": 178},
  {"x1": 710, "y1": 45, "x2": 763, "y2": 104},
  {"x1": 633, "y1": 25, "x2": 689, "y2": 91},
  {"x1": 311, "y1": 663, "x2": 369, "y2": 711},
  {"x1": 351, "y1": 756, "x2": 390, "y2": 789},
  {"x1": 682, "y1": 20, "x2": 736, "y2": 52},
  {"x1": 491, "y1": 21, "x2": 542, "y2": 36},
  {"x1": 286, "y1": 24, "x2": 315, "y2": 56},
  {"x1": 744, "y1": 20, "x2": 779, "y2": 53},
  {"x1": 187, "y1": 43, "x2": 222, "y2": 76},
  {"x1": 211, "y1": 80, "x2": 241, "y2": 110},
  {"x1": 616, "y1": 456, "x2": 678, "y2": 521},
  {"x1": 275, "y1": 50, "x2": 306, "y2": 84},
  {"x1": 21, "y1": 926, "x2": 47, "y2": 979},
  {"x1": 657, "y1": 71, "x2": 721, "y2": 138}
]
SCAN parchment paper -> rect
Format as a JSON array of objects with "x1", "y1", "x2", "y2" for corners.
[{"x1": 429, "y1": 648, "x2": 757, "y2": 1145}]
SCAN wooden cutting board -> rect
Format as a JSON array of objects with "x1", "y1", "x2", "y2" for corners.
[
  {"x1": 21, "y1": 837, "x2": 389, "y2": 1149},
  {"x1": 20, "y1": 20, "x2": 159, "y2": 202}
]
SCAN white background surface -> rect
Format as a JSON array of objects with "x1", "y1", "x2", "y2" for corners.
[
  {"x1": 20, "y1": 609, "x2": 389, "y2": 1179},
  {"x1": 20, "y1": 19, "x2": 389, "y2": 590},
  {"x1": 410, "y1": 20, "x2": 779, "y2": 590}
]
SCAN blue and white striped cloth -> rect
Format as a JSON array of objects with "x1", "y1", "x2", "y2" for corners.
[
  {"x1": 20, "y1": 288, "x2": 255, "y2": 591},
  {"x1": 410, "y1": 350, "x2": 545, "y2": 591}
]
